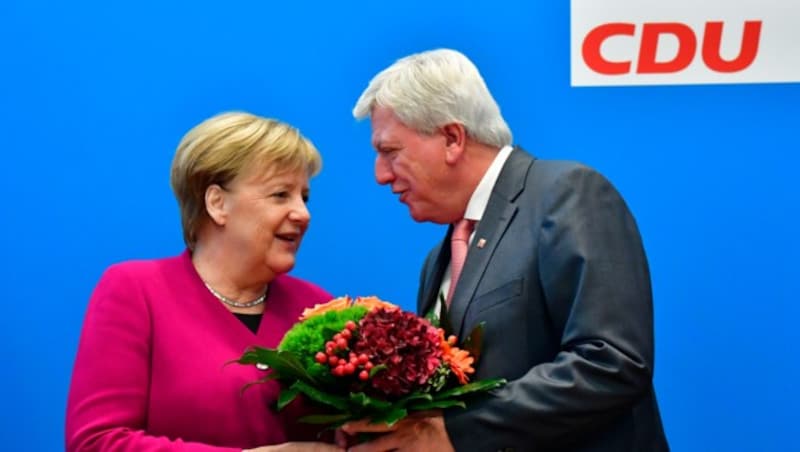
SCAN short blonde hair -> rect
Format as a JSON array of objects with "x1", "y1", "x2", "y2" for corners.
[{"x1": 170, "y1": 111, "x2": 321, "y2": 249}]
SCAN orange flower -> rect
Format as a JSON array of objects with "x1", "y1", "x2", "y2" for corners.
[
  {"x1": 299, "y1": 296, "x2": 399, "y2": 321},
  {"x1": 299, "y1": 296, "x2": 353, "y2": 321},
  {"x1": 353, "y1": 296, "x2": 399, "y2": 312},
  {"x1": 439, "y1": 329, "x2": 475, "y2": 384}
]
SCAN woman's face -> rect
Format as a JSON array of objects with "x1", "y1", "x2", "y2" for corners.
[{"x1": 218, "y1": 165, "x2": 311, "y2": 279}]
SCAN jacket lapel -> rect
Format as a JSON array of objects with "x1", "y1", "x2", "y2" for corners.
[
  {"x1": 418, "y1": 240, "x2": 449, "y2": 316},
  {"x1": 448, "y1": 148, "x2": 534, "y2": 338}
]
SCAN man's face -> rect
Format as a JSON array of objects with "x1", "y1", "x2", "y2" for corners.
[{"x1": 370, "y1": 106, "x2": 452, "y2": 223}]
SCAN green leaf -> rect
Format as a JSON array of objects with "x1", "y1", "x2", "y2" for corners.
[
  {"x1": 368, "y1": 364, "x2": 387, "y2": 378},
  {"x1": 461, "y1": 322, "x2": 486, "y2": 364},
  {"x1": 409, "y1": 399, "x2": 466, "y2": 410},
  {"x1": 298, "y1": 413, "x2": 354, "y2": 425},
  {"x1": 424, "y1": 303, "x2": 440, "y2": 327},
  {"x1": 237, "y1": 347, "x2": 317, "y2": 385},
  {"x1": 349, "y1": 392, "x2": 392, "y2": 410},
  {"x1": 434, "y1": 378, "x2": 506, "y2": 399},
  {"x1": 239, "y1": 373, "x2": 280, "y2": 395},
  {"x1": 369, "y1": 407, "x2": 408, "y2": 427},
  {"x1": 395, "y1": 392, "x2": 433, "y2": 408},
  {"x1": 276, "y1": 387, "x2": 301, "y2": 411},
  {"x1": 291, "y1": 380, "x2": 350, "y2": 411}
]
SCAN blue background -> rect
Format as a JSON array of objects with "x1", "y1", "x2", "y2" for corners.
[{"x1": 2, "y1": 1, "x2": 798, "y2": 450}]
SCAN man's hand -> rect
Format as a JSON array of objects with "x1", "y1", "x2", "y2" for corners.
[{"x1": 338, "y1": 411, "x2": 455, "y2": 452}]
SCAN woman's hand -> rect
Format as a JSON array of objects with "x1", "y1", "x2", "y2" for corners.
[{"x1": 243, "y1": 441, "x2": 344, "y2": 452}]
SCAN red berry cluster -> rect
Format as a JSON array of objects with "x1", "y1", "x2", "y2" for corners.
[{"x1": 314, "y1": 320, "x2": 375, "y2": 381}]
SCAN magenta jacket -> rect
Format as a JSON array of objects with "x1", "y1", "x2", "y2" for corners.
[{"x1": 66, "y1": 251, "x2": 332, "y2": 451}]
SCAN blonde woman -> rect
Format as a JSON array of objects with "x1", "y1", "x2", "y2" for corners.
[{"x1": 66, "y1": 112, "x2": 342, "y2": 452}]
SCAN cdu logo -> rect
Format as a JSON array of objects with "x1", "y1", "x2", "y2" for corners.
[
  {"x1": 582, "y1": 21, "x2": 762, "y2": 75},
  {"x1": 571, "y1": 0, "x2": 800, "y2": 86}
]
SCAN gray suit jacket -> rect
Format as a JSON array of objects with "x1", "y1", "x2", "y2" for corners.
[{"x1": 417, "y1": 148, "x2": 669, "y2": 451}]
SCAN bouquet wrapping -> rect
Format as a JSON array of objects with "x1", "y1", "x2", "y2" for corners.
[{"x1": 236, "y1": 296, "x2": 505, "y2": 427}]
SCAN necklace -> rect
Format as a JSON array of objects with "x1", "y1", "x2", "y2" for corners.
[{"x1": 203, "y1": 281, "x2": 268, "y2": 308}]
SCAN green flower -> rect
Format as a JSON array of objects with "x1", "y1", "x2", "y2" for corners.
[{"x1": 278, "y1": 306, "x2": 369, "y2": 381}]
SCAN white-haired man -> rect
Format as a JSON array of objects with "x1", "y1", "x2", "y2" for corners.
[{"x1": 341, "y1": 49, "x2": 669, "y2": 452}]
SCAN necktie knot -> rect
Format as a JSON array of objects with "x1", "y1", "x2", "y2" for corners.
[{"x1": 451, "y1": 219, "x2": 475, "y2": 243}]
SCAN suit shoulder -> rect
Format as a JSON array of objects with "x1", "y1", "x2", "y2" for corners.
[
  {"x1": 510, "y1": 148, "x2": 590, "y2": 175},
  {"x1": 532, "y1": 159, "x2": 597, "y2": 176},
  {"x1": 99, "y1": 253, "x2": 184, "y2": 284},
  {"x1": 529, "y1": 159, "x2": 613, "y2": 188},
  {"x1": 86, "y1": 255, "x2": 184, "y2": 313}
]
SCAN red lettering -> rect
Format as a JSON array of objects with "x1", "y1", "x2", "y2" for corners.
[
  {"x1": 702, "y1": 21, "x2": 762, "y2": 73},
  {"x1": 582, "y1": 20, "x2": 762, "y2": 76},
  {"x1": 637, "y1": 22, "x2": 697, "y2": 73},
  {"x1": 582, "y1": 23, "x2": 636, "y2": 75}
]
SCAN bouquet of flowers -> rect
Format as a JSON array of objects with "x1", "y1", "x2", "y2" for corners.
[{"x1": 236, "y1": 296, "x2": 505, "y2": 427}]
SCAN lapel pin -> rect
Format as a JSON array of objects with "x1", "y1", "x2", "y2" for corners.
[{"x1": 477, "y1": 238, "x2": 487, "y2": 248}]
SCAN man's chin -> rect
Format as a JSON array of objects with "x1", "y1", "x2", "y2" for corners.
[
  {"x1": 406, "y1": 206, "x2": 426, "y2": 222},
  {"x1": 407, "y1": 208, "x2": 438, "y2": 224},
  {"x1": 410, "y1": 214, "x2": 455, "y2": 225}
]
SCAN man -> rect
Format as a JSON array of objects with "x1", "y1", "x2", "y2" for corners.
[{"x1": 342, "y1": 49, "x2": 669, "y2": 451}]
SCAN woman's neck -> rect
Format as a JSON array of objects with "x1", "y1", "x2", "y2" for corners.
[{"x1": 191, "y1": 242, "x2": 272, "y2": 303}]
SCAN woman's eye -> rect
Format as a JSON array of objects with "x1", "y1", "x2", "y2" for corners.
[{"x1": 272, "y1": 192, "x2": 289, "y2": 199}]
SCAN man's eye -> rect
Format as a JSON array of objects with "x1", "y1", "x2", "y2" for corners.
[
  {"x1": 302, "y1": 194, "x2": 310, "y2": 203},
  {"x1": 272, "y1": 192, "x2": 289, "y2": 199}
]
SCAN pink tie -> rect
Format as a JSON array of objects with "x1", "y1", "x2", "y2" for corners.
[{"x1": 447, "y1": 219, "x2": 475, "y2": 307}]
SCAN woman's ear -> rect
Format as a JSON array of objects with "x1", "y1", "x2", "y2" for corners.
[
  {"x1": 205, "y1": 184, "x2": 228, "y2": 226},
  {"x1": 441, "y1": 123, "x2": 467, "y2": 165}
]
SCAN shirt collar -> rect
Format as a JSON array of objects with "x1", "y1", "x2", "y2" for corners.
[{"x1": 463, "y1": 145, "x2": 513, "y2": 222}]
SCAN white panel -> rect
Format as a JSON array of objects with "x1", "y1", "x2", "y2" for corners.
[{"x1": 571, "y1": 0, "x2": 800, "y2": 86}]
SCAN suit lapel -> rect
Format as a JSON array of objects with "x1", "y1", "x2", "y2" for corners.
[
  {"x1": 418, "y1": 240, "x2": 449, "y2": 316},
  {"x1": 448, "y1": 148, "x2": 534, "y2": 337}
]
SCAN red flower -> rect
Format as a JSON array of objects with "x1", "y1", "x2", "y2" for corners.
[{"x1": 353, "y1": 308, "x2": 442, "y2": 397}]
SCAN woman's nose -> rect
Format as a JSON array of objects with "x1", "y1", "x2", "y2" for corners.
[{"x1": 289, "y1": 197, "x2": 311, "y2": 224}]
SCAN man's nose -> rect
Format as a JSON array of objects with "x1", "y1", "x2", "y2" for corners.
[{"x1": 374, "y1": 155, "x2": 394, "y2": 185}]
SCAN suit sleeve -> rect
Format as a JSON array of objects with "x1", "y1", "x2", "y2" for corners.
[
  {"x1": 65, "y1": 265, "x2": 240, "y2": 452},
  {"x1": 444, "y1": 165, "x2": 655, "y2": 450}
]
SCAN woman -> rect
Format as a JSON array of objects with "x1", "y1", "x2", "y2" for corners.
[{"x1": 66, "y1": 112, "x2": 343, "y2": 452}]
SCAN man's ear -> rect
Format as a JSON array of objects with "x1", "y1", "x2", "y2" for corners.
[
  {"x1": 441, "y1": 123, "x2": 467, "y2": 164},
  {"x1": 205, "y1": 184, "x2": 228, "y2": 226}
]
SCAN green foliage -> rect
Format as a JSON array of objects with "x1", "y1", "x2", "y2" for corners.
[
  {"x1": 408, "y1": 399, "x2": 466, "y2": 410},
  {"x1": 277, "y1": 306, "x2": 368, "y2": 381},
  {"x1": 291, "y1": 379, "x2": 350, "y2": 410},
  {"x1": 271, "y1": 374, "x2": 506, "y2": 428},
  {"x1": 424, "y1": 364, "x2": 451, "y2": 393},
  {"x1": 237, "y1": 348, "x2": 315, "y2": 384},
  {"x1": 432, "y1": 378, "x2": 506, "y2": 399},
  {"x1": 424, "y1": 293, "x2": 454, "y2": 335},
  {"x1": 276, "y1": 387, "x2": 301, "y2": 410}
]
